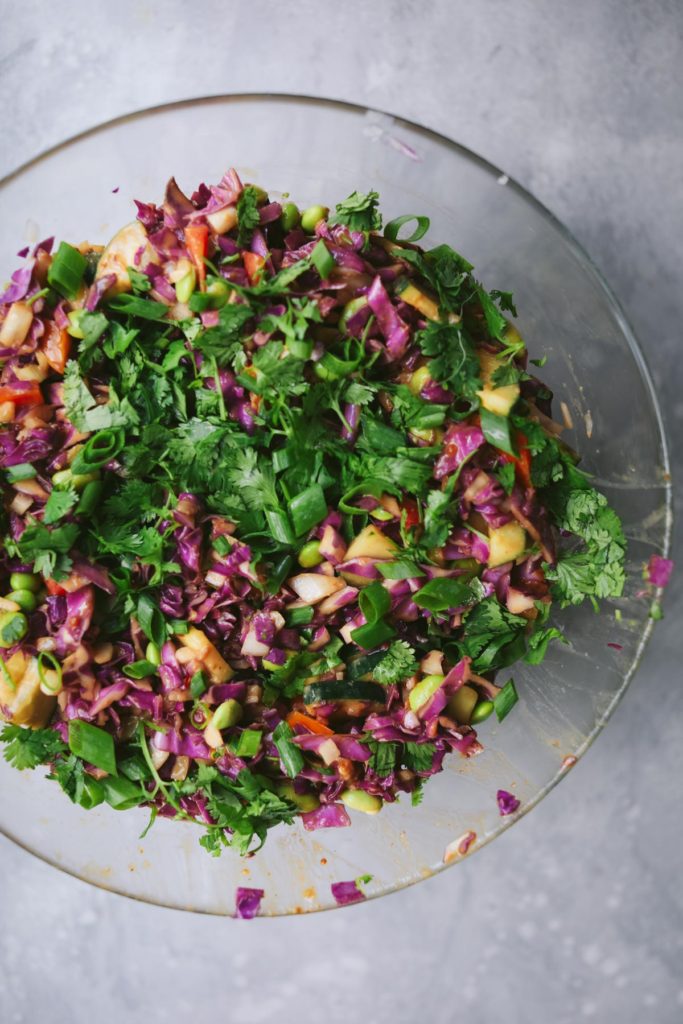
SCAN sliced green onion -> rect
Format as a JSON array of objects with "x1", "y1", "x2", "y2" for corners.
[
  {"x1": 230, "y1": 729, "x2": 262, "y2": 758},
  {"x1": 70, "y1": 428, "x2": 124, "y2": 474},
  {"x1": 77, "y1": 775, "x2": 105, "y2": 810},
  {"x1": 285, "y1": 605, "x2": 315, "y2": 627},
  {"x1": 480, "y1": 408, "x2": 516, "y2": 456},
  {"x1": 47, "y1": 241, "x2": 87, "y2": 299},
  {"x1": 413, "y1": 578, "x2": 476, "y2": 613},
  {"x1": 311, "y1": 240, "x2": 336, "y2": 279},
  {"x1": 190, "y1": 670, "x2": 207, "y2": 698},
  {"x1": 339, "y1": 479, "x2": 389, "y2": 515},
  {"x1": 136, "y1": 594, "x2": 166, "y2": 648},
  {"x1": 314, "y1": 336, "x2": 364, "y2": 381},
  {"x1": 68, "y1": 720, "x2": 117, "y2": 775},
  {"x1": 350, "y1": 581, "x2": 394, "y2": 649},
  {"x1": 190, "y1": 701, "x2": 211, "y2": 730},
  {"x1": 267, "y1": 554, "x2": 295, "y2": 595},
  {"x1": 350, "y1": 619, "x2": 395, "y2": 650},
  {"x1": 272, "y1": 448, "x2": 293, "y2": 474},
  {"x1": 175, "y1": 266, "x2": 196, "y2": 304},
  {"x1": 494, "y1": 678, "x2": 519, "y2": 721},
  {"x1": 358, "y1": 581, "x2": 392, "y2": 622},
  {"x1": 77, "y1": 480, "x2": 104, "y2": 516},
  {"x1": 37, "y1": 651, "x2": 63, "y2": 694},
  {"x1": 169, "y1": 618, "x2": 189, "y2": 635},
  {"x1": 384, "y1": 214, "x2": 430, "y2": 243},
  {"x1": 101, "y1": 775, "x2": 146, "y2": 810},
  {"x1": 289, "y1": 483, "x2": 327, "y2": 536},
  {"x1": 6, "y1": 463, "x2": 36, "y2": 483},
  {"x1": 265, "y1": 508, "x2": 296, "y2": 545},
  {"x1": 273, "y1": 720, "x2": 305, "y2": 779},
  {"x1": 123, "y1": 659, "x2": 158, "y2": 680},
  {"x1": 378, "y1": 560, "x2": 425, "y2": 580}
]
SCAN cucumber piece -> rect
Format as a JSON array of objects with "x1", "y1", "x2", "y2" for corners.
[{"x1": 303, "y1": 679, "x2": 386, "y2": 705}]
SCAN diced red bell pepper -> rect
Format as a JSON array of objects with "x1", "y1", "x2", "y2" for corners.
[
  {"x1": 501, "y1": 432, "x2": 532, "y2": 488},
  {"x1": 41, "y1": 321, "x2": 72, "y2": 374},
  {"x1": 400, "y1": 497, "x2": 420, "y2": 529},
  {"x1": 243, "y1": 252, "x2": 265, "y2": 285},
  {"x1": 184, "y1": 223, "x2": 209, "y2": 290},
  {"x1": 0, "y1": 382, "x2": 43, "y2": 407}
]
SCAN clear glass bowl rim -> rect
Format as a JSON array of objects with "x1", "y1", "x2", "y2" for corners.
[{"x1": 0, "y1": 92, "x2": 673, "y2": 914}]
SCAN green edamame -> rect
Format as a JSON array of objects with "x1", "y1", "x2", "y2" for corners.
[
  {"x1": 7, "y1": 590, "x2": 38, "y2": 612},
  {"x1": 298, "y1": 540, "x2": 323, "y2": 568},
  {"x1": 300, "y1": 205, "x2": 328, "y2": 233},
  {"x1": 280, "y1": 202, "x2": 300, "y2": 232},
  {"x1": 9, "y1": 572, "x2": 40, "y2": 593},
  {"x1": 470, "y1": 700, "x2": 494, "y2": 724}
]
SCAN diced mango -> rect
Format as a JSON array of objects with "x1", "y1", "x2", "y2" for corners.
[
  {"x1": 477, "y1": 350, "x2": 520, "y2": 417},
  {"x1": 179, "y1": 628, "x2": 233, "y2": 684},
  {"x1": 345, "y1": 525, "x2": 398, "y2": 561},
  {"x1": 398, "y1": 283, "x2": 440, "y2": 322},
  {"x1": 487, "y1": 522, "x2": 526, "y2": 568},
  {"x1": 95, "y1": 221, "x2": 159, "y2": 295},
  {"x1": 0, "y1": 654, "x2": 56, "y2": 728}
]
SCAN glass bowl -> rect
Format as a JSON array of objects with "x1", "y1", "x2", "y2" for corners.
[{"x1": 0, "y1": 95, "x2": 671, "y2": 916}]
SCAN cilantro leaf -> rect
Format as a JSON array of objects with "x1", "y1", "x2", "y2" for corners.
[
  {"x1": 403, "y1": 742, "x2": 436, "y2": 773},
  {"x1": 525, "y1": 626, "x2": 566, "y2": 664},
  {"x1": 236, "y1": 185, "x2": 262, "y2": 244},
  {"x1": 329, "y1": 190, "x2": 382, "y2": 232},
  {"x1": 417, "y1": 320, "x2": 481, "y2": 397},
  {"x1": 1, "y1": 725, "x2": 67, "y2": 770},
  {"x1": 43, "y1": 486, "x2": 79, "y2": 525},
  {"x1": 368, "y1": 740, "x2": 397, "y2": 777},
  {"x1": 373, "y1": 641, "x2": 418, "y2": 684},
  {"x1": 194, "y1": 303, "x2": 253, "y2": 366}
]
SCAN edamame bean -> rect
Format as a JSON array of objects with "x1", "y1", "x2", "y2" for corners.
[
  {"x1": 276, "y1": 781, "x2": 320, "y2": 812},
  {"x1": 7, "y1": 590, "x2": 38, "y2": 612},
  {"x1": 340, "y1": 789, "x2": 383, "y2": 815},
  {"x1": 470, "y1": 700, "x2": 494, "y2": 724},
  {"x1": 300, "y1": 205, "x2": 329, "y2": 233},
  {"x1": 211, "y1": 699, "x2": 243, "y2": 731},
  {"x1": 298, "y1": 540, "x2": 323, "y2": 568},
  {"x1": 9, "y1": 572, "x2": 40, "y2": 593},
  {"x1": 280, "y1": 202, "x2": 300, "y2": 232}
]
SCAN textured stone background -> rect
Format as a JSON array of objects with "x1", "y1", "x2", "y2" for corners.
[{"x1": 1, "y1": 2, "x2": 681, "y2": 1022}]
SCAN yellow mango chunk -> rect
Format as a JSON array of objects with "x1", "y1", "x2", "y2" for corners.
[
  {"x1": 0, "y1": 654, "x2": 56, "y2": 728},
  {"x1": 487, "y1": 522, "x2": 526, "y2": 568},
  {"x1": 477, "y1": 350, "x2": 520, "y2": 417},
  {"x1": 345, "y1": 525, "x2": 398, "y2": 561}
]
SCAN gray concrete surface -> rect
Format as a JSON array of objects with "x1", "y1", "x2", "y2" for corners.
[{"x1": 1, "y1": 2, "x2": 681, "y2": 1022}]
